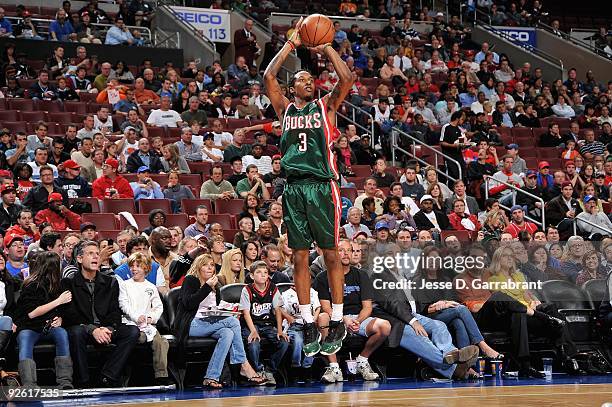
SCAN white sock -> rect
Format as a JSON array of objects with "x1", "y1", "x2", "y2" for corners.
[
  {"x1": 329, "y1": 362, "x2": 340, "y2": 369},
  {"x1": 331, "y1": 303, "x2": 344, "y2": 322},
  {"x1": 299, "y1": 304, "x2": 314, "y2": 324},
  {"x1": 356, "y1": 355, "x2": 368, "y2": 364}
]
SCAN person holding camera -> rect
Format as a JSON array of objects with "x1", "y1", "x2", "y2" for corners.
[
  {"x1": 14, "y1": 252, "x2": 74, "y2": 388},
  {"x1": 92, "y1": 158, "x2": 134, "y2": 200},
  {"x1": 130, "y1": 166, "x2": 163, "y2": 202}
]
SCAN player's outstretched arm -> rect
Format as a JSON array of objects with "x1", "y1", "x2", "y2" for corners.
[
  {"x1": 318, "y1": 44, "x2": 354, "y2": 113},
  {"x1": 264, "y1": 17, "x2": 303, "y2": 119}
]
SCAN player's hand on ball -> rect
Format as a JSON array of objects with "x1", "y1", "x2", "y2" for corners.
[
  {"x1": 289, "y1": 16, "x2": 304, "y2": 48},
  {"x1": 309, "y1": 43, "x2": 331, "y2": 53}
]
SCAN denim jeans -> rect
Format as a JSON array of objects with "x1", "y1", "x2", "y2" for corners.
[
  {"x1": 241, "y1": 324, "x2": 289, "y2": 373},
  {"x1": 399, "y1": 314, "x2": 457, "y2": 378},
  {"x1": 0, "y1": 316, "x2": 12, "y2": 331},
  {"x1": 287, "y1": 324, "x2": 314, "y2": 368},
  {"x1": 17, "y1": 327, "x2": 70, "y2": 360},
  {"x1": 189, "y1": 316, "x2": 246, "y2": 381},
  {"x1": 434, "y1": 305, "x2": 484, "y2": 348}
]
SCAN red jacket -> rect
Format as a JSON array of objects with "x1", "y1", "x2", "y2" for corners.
[
  {"x1": 34, "y1": 208, "x2": 81, "y2": 231},
  {"x1": 448, "y1": 212, "x2": 481, "y2": 232},
  {"x1": 5, "y1": 225, "x2": 40, "y2": 247},
  {"x1": 92, "y1": 175, "x2": 134, "y2": 199}
]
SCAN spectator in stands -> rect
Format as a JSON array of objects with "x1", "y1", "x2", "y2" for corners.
[
  {"x1": 62, "y1": 240, "x2": 140, "y2": 388},
  {"x1": 236, "y1": 165, "x2": 270, "y2": 200},
  {"x1": 147, "y1": 96, "x2": 182, "y2": 128},
  {"x1": 0, "y1": 8, "x2": 13, "y2": 38},
  {"x1": 242, "y1": 144, "x2": 272, "y2": 175},
  {"x1": 200, "y1": 165, "x2": 236, "y2": 201},
  {"x1": 184, "y1": 205, "x2": 210, "y2": 238},
  {"x1": 576, "y1": 195, "x2": 612, "y2": 239},
  {"x1": 234, "y1": 19, "x2": 259, "y2": 67},
  {"x1": 134, "y1": 77, "x2": 159, "y2": 105},
  {"x1": 489, "y1": 155, "x2": 523, "y2": 207},
  {"x1": 444, "y1": 180, "x2": 479, "y2": 215},
  {"x1": 551, "y1": 95, "x2": 575, "y2": 119},
  {"x1": 130, "y1": 166, "x2": 163, "y2": 201},
  {"x1": 14, "y1": 251, "x2": 73, "y2": 388},
  {"x1": 223, "y1": 129, "x2": 251, "y2": 162},
  {"x1": 173, "y1": 127, "x2": 201, "y2": 162},
  {"x1": 49, "y1": 9, "x2": 75, "y2": 42},
  {"x1": 159, "y1": 144, "x2": 189, "y2": 174},
  {"x1": 354, "y1": 177, "x2": 385, "y2": 216},
  {"x1": 343, "y1": 207, "x2": 371, "y2": 239},
  {"x1": 71, "y1": 67, "x2": 95, "y2": 95},
  {"x1": 579, "y1": 129, "x2": 606, "y2": 160},
  {"x1": 23, "y1": 166, "x2": 68, "y2": 216},
  {"x1": 0, "y1": 184, "x2": 21, "y2": 231},
  {"x1": 314, "y1": 239, "x2": 386, "y2": 383},
  {"x1": 92, "y1": 62, "x2": 111, "y2": 92},
  {"x1": 503, "y1": 144, "x2": 528, "y2": 176},
  {"x1": 181, "y1": 97, "x2": 208, "y2": 126},
  {"x1": 401, "y1": 166, "x2": 425, "y2": 202},
  {"x1": 54, "y1": 160, "x2": 90, "y2": 199},
  {"x1": 126, "y1": 138, "x2": 163, "y2": 174},
  {"x1": 440, "y1": 111, "x2": 467, "y2": 181},
  {"x1": 505, "y1": 205, "x2": 538, "y2": 239},
  {"x1": 56, "y1": 77, "x2": 79, "y2": 101},
  {"x1": 371, "y1": 158, "x2": 395, "y2": 188},
  {"x1": 46, "y1": 45, "x2": 69, "y2": 79},
  {"x1": 414, "y1": 194, "x2": 450, "y2": 233},
  {"x1": 173, "y1": 253, "x2": 266, "y2": 388},
  {"x1": 236, "y1": 94, "x2": 262, "y2": 120},
  {"x1": 5, "y1": 134, "x2": 31, "y2": 167},
  {"x1": 26, "y1": 122, "x2": 53, "y2": 154},
  {"x1": 29, "y1": 70, "x2": 57, "y2": 101},
  {"x1": 105, "y1": 17, "x2": 134, "y2": 45},
  {"x1": 200, "y1": 133, "x2": 222, "y2": 163},
  {"x1": 163, "y1": 171, "x2": 194, "y2": 213},
  {"x1": 75, "y1": 11, "x2": 101, "y2": 44},
  {"x1": 492, "y1": 101, "x2": 516, "y2": 128},
  {"x1": 92, "y1": 158, "x2": 134, "y2": 199},
  {"x1": 33, "y1": 192, "x2": 81, "y2": 231}
]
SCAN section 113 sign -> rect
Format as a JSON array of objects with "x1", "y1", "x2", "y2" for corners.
[{"x1": 171, "y1": 6, "x2": 231, "y2": 43}]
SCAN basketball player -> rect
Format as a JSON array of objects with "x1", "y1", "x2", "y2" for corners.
[{"x1": 264, "y1": 17, "x2": 354, "y2": 356}]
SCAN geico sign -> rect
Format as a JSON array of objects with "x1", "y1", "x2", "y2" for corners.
[
  {"x1": 175, "y1": 11, "x2": 223, "y2": 25},
  {"x1": 504, "y1": 31, "x2": 531, "y2": 42}
]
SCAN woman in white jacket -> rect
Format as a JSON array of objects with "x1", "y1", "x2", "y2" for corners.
[{"x1": 118, "y1": 252, "x2": 172, "y2": 385}]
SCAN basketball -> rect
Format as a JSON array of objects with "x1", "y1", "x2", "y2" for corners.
[{"x1": 299, "y1": 14, "x2": 335, "y2": 47}]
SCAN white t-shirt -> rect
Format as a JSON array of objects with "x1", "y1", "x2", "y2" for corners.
[
  {"x1": 281, "y1": 287, "x2": 320, "y2": 330},
  {"x1": 242, "y1": 155, "x2": 273, "y2": 175},
  {"x1": 94, "y1": 115, "x2": 113, "y2": 133},
  {"x1": 117, "y1": 139, "x2": 138, "y2": 162},
  {"x1": 201, "y1": 146, "x2": 223, "y2": 162},
  {"x1": 146, "y1": 109, "x2": 182, "y2": 128}
]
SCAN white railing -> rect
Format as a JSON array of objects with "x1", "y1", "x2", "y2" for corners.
[{"x1": 483, "y1": 175, "x2": 546, "y2": 227}]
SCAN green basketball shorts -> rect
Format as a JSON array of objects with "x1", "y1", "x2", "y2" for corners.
[{"x1": 282, "y1": 180, "x2": 341, "y2": 250}]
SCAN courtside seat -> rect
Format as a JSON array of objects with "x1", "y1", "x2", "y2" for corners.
[
  {"x1": 541, "y1": 280, "x2": 594, "y2": 342},
  {"x1": 220, "y1": 283, "x2": 246, "y2": 303},
  {"x1": 583, "y1": 279, "x2": 607, "y2": 310}
]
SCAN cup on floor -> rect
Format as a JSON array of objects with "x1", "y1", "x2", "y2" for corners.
[
  {"x1": 542, "y1": 357, "x2": 553, "y2": 378},
  {"x1": 490, "y1": 360, "x2": 503, "y2": 378}
]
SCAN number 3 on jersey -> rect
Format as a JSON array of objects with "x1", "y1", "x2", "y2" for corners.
[{"x1": 298, "y1": 132, "x2": 308, "y2": 152}]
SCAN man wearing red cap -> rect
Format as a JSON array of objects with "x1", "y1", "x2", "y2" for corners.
[
  {"x1": 34, "y1": 192, "x2": 81, "y2": 231},
  {"x1": 545, "y1": 181, "x2": 582, "y2": 230},
  {"x1": 536, "y1": 161, "x2": 554, "y2": 196},
  {"x1": 92, "y1": 158, "x2": 134, "y2": 199},
  {"x1": 55, "y1": 160, "x2": 91, "y2": 198},
  {"x1": 4, "y1": 234, "x2": 28, "y2": 278}
]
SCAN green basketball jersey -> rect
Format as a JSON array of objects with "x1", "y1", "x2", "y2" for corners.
[{"x1": 280, "y1": 99, "x2": 339, "y2": 182}]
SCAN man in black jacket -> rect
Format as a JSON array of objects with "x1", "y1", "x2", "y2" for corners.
[
  {"x1": 22, "y1": 166, "x2": 68, "y2": 215},
  {"x1": 516, "y1": 170, "x2": 544, "y2": 219},
  {"x1": 61, "y1": 241, "x2": 140, "y2": 388},
  {"x1": 413, "y1": 195, "x2": 450, "y2": 232},
  {"x1": 0, "y1": 184, "x2": 22, "y2": 233},
  {"x1": 370, "y1": 243, "x2": 479, "y2": 380},
  {"x1": 545, "y1": 181, "x2": 582, "y2": 237},
  {"x1": 126, "y1": 137, "x2": 163, "y2": 174}
]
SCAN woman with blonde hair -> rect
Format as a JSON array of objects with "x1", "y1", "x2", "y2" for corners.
[
  {"x1": 487, "y1": 246, "x2": 581, "y2": 374},
  {"x1": 160, "y1": 144, "x2": 191, "y2": 174},
  {"x1": 482, "y1": 210, "x2": 507, "y2": 241},
  {"x1": 559, "y1": 236, "x2": 586, "y2": 282},
  {"x1": 277, "y1": 234, "x2": 294, "y2": 278},
  {"x1": 173, "y1": 254, "x2": 266, "y2": 388},
  {"x1": 218, "y1": 248, "x2": 245, "y2": 286}
]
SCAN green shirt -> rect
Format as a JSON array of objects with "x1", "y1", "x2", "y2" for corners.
[
  {"x1": 280, "y1": 99, "x2": 338, "y2": 182},
  {"x1": 223, "y1": 143, "x2": 252, "y2": 162},
  {"x1": 236, "y1": 177, "x2": 264, "y2": 198}
]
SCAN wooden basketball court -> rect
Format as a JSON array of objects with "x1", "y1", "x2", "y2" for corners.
[{"x1": 112, "y1": 383, "x2": 612, "y2": 407}]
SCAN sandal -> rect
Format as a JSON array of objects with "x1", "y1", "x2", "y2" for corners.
[
  {"x1": 203, "y1": 378, "x2": 223, "y2": 389},
  {"x1": 239, "y1": 373, "x2": 267, "y2": 386}
]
